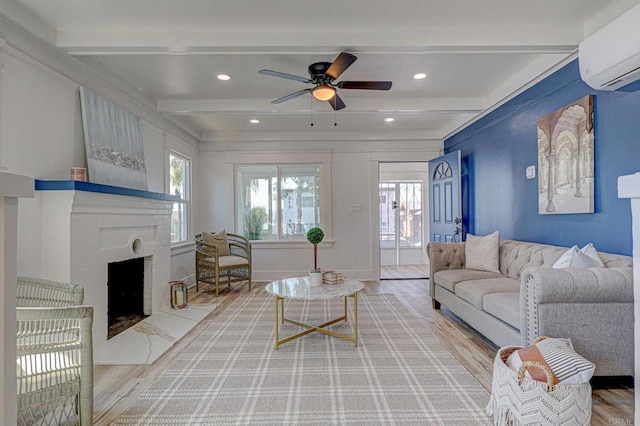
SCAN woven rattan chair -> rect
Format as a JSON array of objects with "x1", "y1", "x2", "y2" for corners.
[
  {"x1": 195, "y1": 232, "x2": 252, "y2": 296},
  {"x1": 16, "y1": 276, "x2": 94, "y2": 426}
]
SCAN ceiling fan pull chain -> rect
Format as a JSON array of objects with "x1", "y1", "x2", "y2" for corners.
[
  {"x1": 310, "y1": 94, "x2": 314, "y2": 127},
  {"x1": 334, "y1": 97, "x2": 337, "y2": 126}
]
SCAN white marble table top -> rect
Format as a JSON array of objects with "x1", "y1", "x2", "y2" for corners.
[{"x1": 265, "y1": 276, "x2": 364, "y2": 300}]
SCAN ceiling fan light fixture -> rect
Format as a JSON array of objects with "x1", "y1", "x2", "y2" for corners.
[{"x1": 312, "y1": 85, "x2": 336, "y2": 101}]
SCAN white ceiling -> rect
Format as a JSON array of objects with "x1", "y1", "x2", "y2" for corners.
[{"x1": 8, "y1": 0, "x2": 635, "y2": 142}]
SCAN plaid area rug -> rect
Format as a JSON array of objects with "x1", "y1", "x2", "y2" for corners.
[{"x1": 114, "y1": 294, "x2": 491, "y2": 425}]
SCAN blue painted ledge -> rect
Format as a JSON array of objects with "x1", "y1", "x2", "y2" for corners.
[{"x1": 35, "y1": 180, "x2": 180, "y2": 202}]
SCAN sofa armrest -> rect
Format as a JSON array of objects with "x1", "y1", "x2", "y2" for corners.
[
  {"x1": 521, "y1": 267, "x2": 633, "y2": 304},
  {"x1": 520, "y1": 266, "x2": 633, "y2": 346},
  {"x1": 427, "y1": 242, "x2": 465, "y2": 307}
]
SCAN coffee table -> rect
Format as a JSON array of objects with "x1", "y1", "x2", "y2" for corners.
[{"x1": 265, "y1": 276, "x2": 364, "y2": 349}]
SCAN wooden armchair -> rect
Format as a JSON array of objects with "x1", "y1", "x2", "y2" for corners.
[
  {"x1": 16, "y1": 276, "x2": 94, "y2": 426},
  {"x1": 195, "y1": 232, "x2": 252, "y2": 296}
]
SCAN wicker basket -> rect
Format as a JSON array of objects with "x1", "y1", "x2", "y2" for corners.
[{"x1": 486, "y1": 344, "x2": 592, "y2": 425}]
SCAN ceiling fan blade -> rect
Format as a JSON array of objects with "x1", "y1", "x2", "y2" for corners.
[
  {"x1": 259, "y1": 69, "x2": 312, "y2": 84},
  {"x1": 271, "y1": 88, "x2": 312, "y2": 104},
  {"x1": 328, "y1": 93, "x2": 346, "y2": 111},
  {"x1": 337, "y1": 81, "x2": 392, "y2": 90},
  {"x1": 326, "y1": 52, "x2": 357, "y2": 80}
]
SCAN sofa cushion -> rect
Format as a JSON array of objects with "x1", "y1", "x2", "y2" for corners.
[
  {"x1": 434, "y1": 269, "x2": 503, "y2": 293},
  {"x1": 465, "y1": 231, "x2": 500, "y2": 273},
  {"x1": 454, "y1": 278, "x2": 520, "y2": 310},
  {"x1": 483, "y1": 292, "x2": 520, "y2": 329}
]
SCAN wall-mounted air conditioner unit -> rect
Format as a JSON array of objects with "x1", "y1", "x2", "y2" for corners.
[{"x1": 579, "y1": 3, "x2": 640, "y2": 91}]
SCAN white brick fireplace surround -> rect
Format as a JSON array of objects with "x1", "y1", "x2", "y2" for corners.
[{"x1": 33, "y1": 180, "x2": 215, "y2": 365}]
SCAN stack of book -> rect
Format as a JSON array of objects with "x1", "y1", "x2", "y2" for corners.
[{"x1": 322, "y1": 271, "x2": 345, "y2": 285}]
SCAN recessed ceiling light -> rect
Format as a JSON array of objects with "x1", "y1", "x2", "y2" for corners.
[
  {"x1": 217, "y1": 74, "x2": 231, "y2": 81},
  {"x1": 413, "y1": 73, "x2": 427, "y2": 80},
  {"x1": 385, "y1": 117, "x2": 395, "y2": 122},
  {"x1": 250, "y1": 119, "x2": 260, "y2": 124}
]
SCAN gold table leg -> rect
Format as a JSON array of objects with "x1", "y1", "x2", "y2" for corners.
[{"x1": 273, "y1": 292, "x2": 359, "y2": 349}]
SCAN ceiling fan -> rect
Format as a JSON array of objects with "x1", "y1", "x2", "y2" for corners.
[{"x1": 258, "y1": 52, "x2": 392, "y2": 111}]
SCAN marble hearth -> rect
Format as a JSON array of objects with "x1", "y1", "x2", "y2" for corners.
[{"x1": 33, "y1": 180, "x2": 215, "y2": 365}]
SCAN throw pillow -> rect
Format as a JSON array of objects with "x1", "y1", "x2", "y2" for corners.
[
  {"x1": 552, "y1": 245, "x2": 579, "y2": 269},
  {"x1": 465, "y1": 231, "x2": 500, "y2": 273},
  {"x1": 570, "y1": 249, "x2": 604, "y2": 268},
  {"x1": 505, "y1": 337, "x2": 595, "y2": 385},
  {"x1": 553, "y1": 245, "x2": 604, "y2": 269},
  {"x1": 202, "y1": 230, "x2": 231, "y2": 256},
  {"x1": 581, "y1": 243, "x2": 605, "y2": 267}
]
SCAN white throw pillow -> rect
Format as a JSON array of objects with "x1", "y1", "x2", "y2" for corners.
[
  {"x1": 581, "y1": 243, "x2": 605, "y2": 267},
  {"x1": 553, "y1": 244, "x2": 604, "y2": 269},
  {"x1": 552, "y1": 245, "x2": 579, "y2": 269},
  {"x1": 570, "y1": 249, "x2": 603, "y2": 268},
  {"x1": 465, "y1": 231, "x2": 500, "y2": 273}
]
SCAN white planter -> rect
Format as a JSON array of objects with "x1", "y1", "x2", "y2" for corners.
[{"x1": 309, "y1": 271, "x2": 323, "y2": 287}]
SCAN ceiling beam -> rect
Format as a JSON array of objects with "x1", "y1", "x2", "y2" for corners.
[
  {"x1": 157, "y1": 97, "x2": 486, "y2": 115},
  {"x1": 58, "y1": 26, "x2": 581, "y2": 55},
  {"x1": 200, "y1": 129, "x2": 446, "y2": 142}
]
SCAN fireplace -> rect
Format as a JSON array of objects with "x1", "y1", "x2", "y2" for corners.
[
  {"x1": 107, "y1": 257, "x2": 149, "y2": 338},
  {"x1": 30, "y1": 180, "x2": 176, "y2": 363}
]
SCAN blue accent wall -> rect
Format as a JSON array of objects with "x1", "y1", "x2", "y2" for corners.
[{"x1": 444, "y1": 59, "x2": 640, "y2": 255}]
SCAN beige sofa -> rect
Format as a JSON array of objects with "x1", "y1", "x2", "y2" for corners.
[{"x1": 427, "y1": 239, "x2": 634, "y2": 377}]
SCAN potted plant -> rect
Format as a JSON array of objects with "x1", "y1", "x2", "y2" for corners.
[
  {"x1": 244, "y1": 206, "x2": 268, "y2": 240},
  {"x1": 306, "y1": 227, "x2": 324, "y2": 286}
]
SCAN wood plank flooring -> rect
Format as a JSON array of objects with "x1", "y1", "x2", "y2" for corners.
[
  {"x1": 380, "y1": 263, "x2": 429, "y2": 279},
  {"x1": 93, "y1": 279, "x2": 634, "y2": 425}
]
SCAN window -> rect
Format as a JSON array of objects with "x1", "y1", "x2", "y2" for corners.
[
  {"x1": 236, "y1": 165, "x2": 321, "y2": 240},
  {"x1": 169, "y1": 152, "x2": 190, "y2": 243}
]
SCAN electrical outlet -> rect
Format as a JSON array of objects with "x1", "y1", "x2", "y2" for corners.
[{"x1": 526, "y1": 165, "x2": 536, "y2": 179}]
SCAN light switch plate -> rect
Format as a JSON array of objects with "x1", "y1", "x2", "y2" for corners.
[{"x1": 526, "y1": 165, "x2": 536, "y2": 179}]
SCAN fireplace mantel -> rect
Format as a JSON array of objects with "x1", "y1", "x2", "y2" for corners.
[{"x1": 35, "y1": 179, "x2": 179, "y2": 202}]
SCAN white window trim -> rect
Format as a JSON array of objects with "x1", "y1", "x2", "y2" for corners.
[
  {"x1": 226, "y1": 151, "x2": 333, "y2": 244},
  {"x1": 166, "y1": 149, "x2": 192, "y2": 245}
]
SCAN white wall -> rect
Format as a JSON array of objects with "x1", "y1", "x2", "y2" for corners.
[
  {"x1": 0, "y1": 35, "x2": 199, "y2": 284},
  {"x1": 198, "y1": 140, "x2": 442, "y2": 281}
]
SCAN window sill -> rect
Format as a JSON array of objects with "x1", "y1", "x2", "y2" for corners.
[{"x1": 250, "y1": 240, "x2": 334, "y2": 249}]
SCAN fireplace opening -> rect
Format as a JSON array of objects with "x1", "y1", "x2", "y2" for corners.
[{"x1": 108, "y1": 257, "x2": 149, "y2": 339}]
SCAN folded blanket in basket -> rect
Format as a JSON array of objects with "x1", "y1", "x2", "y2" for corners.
[{"x1": 505, "y1": 337, "x2": 595, "y2": 385}]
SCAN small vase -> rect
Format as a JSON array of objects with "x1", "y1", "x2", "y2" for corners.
[{"x1": 309, "y1": 271, "x2": 323, "y2": 287}]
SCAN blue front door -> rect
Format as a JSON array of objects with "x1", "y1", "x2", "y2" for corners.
[{"x1": 428, "y1": 151, "x2": 462, "y2": 242}]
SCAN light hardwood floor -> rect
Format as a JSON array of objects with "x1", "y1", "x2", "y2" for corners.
[
  {"x1": 94, "y1": 279, "x2": 634, "y2": 425},
  {"x1": 380, "y1": 264, "x2": 429, "y2": 279}
]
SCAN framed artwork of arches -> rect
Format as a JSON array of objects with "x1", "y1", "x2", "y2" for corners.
[{"x1": 537, "y1": 95, "x2": 594, "y2": 214}]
